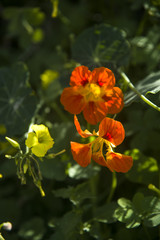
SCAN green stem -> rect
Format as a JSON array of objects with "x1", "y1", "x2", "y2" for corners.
[
  {"x1": 148, "y1": 184, "x2": 160, "y2": 197},
  {"x1": 107, "y1": 171, "x2": 117, "y2": 203},
  {"x1": 120, "y1": 71, "x2": 160, "y2": 112},
  {"x1": 143, "y1": 224, "x2": 152, "y2": 240}
]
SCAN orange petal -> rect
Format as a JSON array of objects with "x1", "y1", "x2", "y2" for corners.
[
  {"x1": 83, "y1": 101, "x2": 108, "y2": 125},
  {"x1": 60, "y1": 87, "x2": 86, "y2": 114},
  {"x1": 70, "y1": 66, "x2": 91, "y2": 87},
  {"x1": 92, "y1": 151, "x2": 108, "y2": 167},
  {"x1": 70, "y1": 142, "x2": 92, "y2": 167},
  {"x1": 99, "y1": 117, "x2": 125, "y2": 146},
  {"x1": 74, "y1": 115, "x2": 93, "y2": 138},
  {"x1": 103, "y1": 87, "x2": 124, "y2": 114},
  {"x1": 106, "y1": 152, "x2": 133, "y2": 173},
  {"x1": 91, "y1": 67, "x2": 115, "y2": 88}
]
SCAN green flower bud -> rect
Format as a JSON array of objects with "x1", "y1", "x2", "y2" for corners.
[{"x1": 5, "y1": 137, "x2": 20, "y2": 149}]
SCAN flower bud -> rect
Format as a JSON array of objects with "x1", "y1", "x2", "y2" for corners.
[
  {"x1": 2, "y1": 222, "x2": 12, "y2": 231},
  {"x1": 5, "y1": 137, "x2": 20, "y2": 149}
]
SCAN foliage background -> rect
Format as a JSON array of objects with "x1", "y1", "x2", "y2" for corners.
[{"x1": 0, "y1": 0, "x2": 160, "y2": 239}]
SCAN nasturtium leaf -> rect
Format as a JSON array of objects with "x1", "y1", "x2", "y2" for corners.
[
  {"x1": 71, "y1": 24, "x2": 130, "y2": 68},
  {"x1": 125, "y1": 149, "x2": 158, "y2": 185},
  {"x1": 0, "y1": 62, "x2": 37, "y2": 136},
  {"x1": 53, "y1": 181, "x2": 93, "y2": 205},
  {"x1": 94, "y1": 202, "x2": 118, "y2": 223},
  {"x1": 18, "y1": 217, "x2": 45, "y2": 240},
  {"x1": 124, "y1": 71, "x2": 160, "y2": 105}
]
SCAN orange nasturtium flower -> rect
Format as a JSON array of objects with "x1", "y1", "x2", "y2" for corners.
[
  {"x1": 60, "y1": 66, "x2": 124, "y2": 125},
  {"x1": 71, "y1": 115, "x2": 133, "y2": 173}
]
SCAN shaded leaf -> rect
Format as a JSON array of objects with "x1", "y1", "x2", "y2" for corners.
[
  {"x1": 94, "y1": 202, "x2": 118, "y2": 223},
  {"x1": 124, "y1": 71, "x2": 160, "y2": 105},
  {"x1": 53, "y1": 181, "x2": 93, "y2": 205},
  {"x1": 49, "y1": 211, "x2": 81, "y2": 240},
  {"x1": 18, "y1": 217, "x2": 45, "y2": 240},
  {"x1": 0, "y1": 62, "x2": 37, "y2": 136},
  {"x1": 72, "y1": 24, "x2": 130, "y2": 69},
  {"x1": 40, "y1": 158, "x2": 66, "y2": 181}
]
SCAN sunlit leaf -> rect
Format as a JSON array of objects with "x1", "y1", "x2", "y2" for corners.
[
  {"x1": 125, "y1": 149, "x2": 158, "y2": 185},
  {"x1": 124, "y1": 71, "x2": 160, "y2": 105},
  {"x1": 68, "y1": 164, "x2": 100, "y2": 180},
  {"x1": 143, "y1": 196, "x2": 160, "y2": 227},
  {"x1": 0, "y1": 62, "x2": 37, "y2": 136},
  {"x1": 114, "y1": 197, "x2": 141, "y2": 228},
  {"x1": 72, "y1": 24, "x2": 130, "y2": 68}
]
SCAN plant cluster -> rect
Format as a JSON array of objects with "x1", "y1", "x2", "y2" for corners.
[{"x1": 0, "y1": 0, "x2": 160, "y2": 240}]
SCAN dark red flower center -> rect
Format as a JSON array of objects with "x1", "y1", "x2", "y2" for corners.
[
  {"x1": 103, "y1": 132, "x2": 112, "y2": 141},
  {"x1": 81, "y1": 78, "x2": 88, "y2": 86}
]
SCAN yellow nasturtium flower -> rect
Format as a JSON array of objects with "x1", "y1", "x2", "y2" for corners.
[{"x1": 25, "y1": 124, "x2": 54, "y2": 157}]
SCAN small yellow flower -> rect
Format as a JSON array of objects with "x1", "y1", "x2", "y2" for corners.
[{"x1": 25, "y1": 124, "x2": 54, "y2": 157}]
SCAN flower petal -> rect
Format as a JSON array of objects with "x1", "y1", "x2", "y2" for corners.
[
  {"x1": 60, "y1": 87, "x2": 86, "y2": 114},
  {"x1": 70, "y1": 66, "x2": 91, "y2": 86},
  {"x1": 74, "y1": 115, "x2": 93, "y2": 138},
  {"x1": 92, "y1": 152, "x2": 108, "y2": 167},
  {"x1": 91, "y1": 137, "x2": 108, "y2": 167},
  {"x1": 91, "y1": 67, "x2": 115, "y2": 88},
  {"x1": 31, "y1": 143, "x2": 48, "y2": 157},
  {"x1": 103, "y1": 87, "x2": 124, "y2": 114},
  {"x1": 106, "y1": 152, "x2": 133, "y2": 173},
  {"x1": 25, "y1": 132, "x2": 38, "y2": 148},
  {"x1": 99, "y1": 117, "x2": 125, "y2": 146},
  {"x1": 70, "y1": 142, "x2": 92, "y2": 167},
  {"x1": 83, "y1": 101, "x2": 108, "y2": 125}
]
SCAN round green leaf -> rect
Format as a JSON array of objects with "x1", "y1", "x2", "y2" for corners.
[
  {"x1": 0, "y1": 62, "x2": 37, "y2": 136},
  {"x1": 71, "y1": 24, "x2": 130, "y2": 68}
]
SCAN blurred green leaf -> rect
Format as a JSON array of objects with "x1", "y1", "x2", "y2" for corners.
[
  {"x1": 53, "y1": 181, "x2": 93, "y2": 205},
  {"x1": 68, "y1": 164, "x2": 100, "y2": 180},
  {"x1": 124, "y1": 71, "x2": 160, "y2": 105},
  {"x1": 40, "y1": 157, "x2": 66, "y2": 181},
  {"x1": 71, "y1": 24, "x2": 130, "y2": 68},
  {"x1": 49, "y1": 211, "x2": 81, "y2": 240},
  {"x1": 0, "y1": 62, "x2": 37, "y2": 136},
  {"x1": 125, "y1": 149, "x2": 158, "y2": 185},
  {"x1": 94, "y1": 202, "x2": 118, "y2": 223},
  {"x1": 18, "y1": 217, "x2": 45, "y2": 240},
  {"x1": 3, "y1": 7, "x2": 45, "y2": 47}
]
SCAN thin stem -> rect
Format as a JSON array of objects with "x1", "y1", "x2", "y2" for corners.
[
  {"x1": 120, "y1": 71, "x2": 160, "y2": 112},
  {"x1": 148, "y1": 184, "x2": 160, "y2": 197},
  {"x1": 143, "y1": 224, "x2": 152, "y2": 240},
  {"x1": 107, "y1": 171, "x2": 117, "y2": 203}
]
